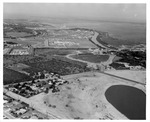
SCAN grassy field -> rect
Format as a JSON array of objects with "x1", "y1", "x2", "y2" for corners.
[
  {"x1": 4, "y1": 55, "x2": 36, "y2": 66},
  {"x1": 34, "y1": 48, "x2": 75, "y2": 56},
  {"x1": 71, "y1": 53, "x2": 109, "y2": 63},
  {"x1": 4, "y1": 53, "x2": 90, "y2": 76},
  {"x1": 3, "y1": 67, "x2": 31, "y2": 85}
]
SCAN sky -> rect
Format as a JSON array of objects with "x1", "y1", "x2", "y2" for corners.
[{"x1": 3, "y1": 3, "x2": 146, "y2": 23}]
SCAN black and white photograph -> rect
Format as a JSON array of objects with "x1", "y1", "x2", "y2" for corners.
[{"x1": 1, "y1": 0, "x2": 148, "y2": 120}]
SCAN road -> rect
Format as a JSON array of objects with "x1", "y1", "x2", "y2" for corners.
[
  {"x1": 3, "y1": 89, "x2": 61, "y2": 119},
  {"x1": 101, "y1": 72, "x2": 146, "y2": 86},
  {"x1": 3, "y1": 71, "x2": 145, "y2": 120},
  {"x1": 66, "y1": 53, "x2": 115, "y2": 69},
  {"x1": 3, "y1": 110, "x2": 16, "y2": 119},
  {"x1": 90, "y1": 32, "x2": 107, "y2": 48}
]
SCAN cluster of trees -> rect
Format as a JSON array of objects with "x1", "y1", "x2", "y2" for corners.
[
  {"x1": 3, "y1": 67, "x2": 32, "y2": 85},
  {"x1": 23, "y1": 58, "x2": 89, "y2": 75},
  {"x1": 116, "y1": 50, "x2": 146, "y2": 68}
]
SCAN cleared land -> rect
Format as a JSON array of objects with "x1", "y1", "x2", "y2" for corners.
[
  {"x1": 105, "y1": 70, "x2": 146, "y2": 84},
  {"x1": 4, "y1": 71, "x2": 145, "y2": 119}
]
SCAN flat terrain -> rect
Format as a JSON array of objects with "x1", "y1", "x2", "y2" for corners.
[
  {"x1": 3, "y1": 67, "x2": 31, "y2": 85},
  {"x1": 4, "y1": 71, "x2": 145, "y2": 119},
  {"x1": 6, "y1": 32, "x2": 32, "y2": 38},
  {"x1": 105, "y1": 70, "x2": 146, "y2": 84},
  {"x1": 34, "y1": 48, "x2": 77, "y2": 56},
  {"x1": 71, "y1": 53, "x2": 109, "y2": 63}
]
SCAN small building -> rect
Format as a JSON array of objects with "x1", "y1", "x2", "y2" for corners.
[{"x1": 16, "y1": 108, "x2": 27, "y2": 115}]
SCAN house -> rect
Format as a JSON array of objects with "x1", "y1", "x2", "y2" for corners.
[
  {"x1": 16, "y1": 108, "x2": 27, "y2": 115},
  {"x1": 3, "y1": 99, "x2": 8, "y2": 104}
]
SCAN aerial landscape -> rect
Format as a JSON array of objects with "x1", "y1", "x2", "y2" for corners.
[{"x1": 3, "y1": 3, "x2": 146, "y2": 120}]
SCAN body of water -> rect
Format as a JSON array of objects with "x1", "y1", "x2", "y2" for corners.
[
  {"x1": 25, "y1": 17, "x2": 146, "y2": 46},
  {"x1": 105, "y1": 85, "x2": 146, "y2": 120},
  {"x1": 66, "y1": 21, "x2": 146, "y2": 46}
]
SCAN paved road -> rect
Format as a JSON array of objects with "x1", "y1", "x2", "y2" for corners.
[
  {"x1": 66, "y1": 53, "x2": 96, "y2": 65},
  {"x1": 90, "y1": 32, "x2": 107, "y2": 48},
  {"x1": 3, "y1": 70, "x2": 145, "y2": 120},
  {"x1": 66, "y1": 53, "x2": 115, "y2": 69},
  {"x1": 100, "y1": 72, "x2": 146, "y2": 86},
  {"x1": 3, "y1": 110, "x2": 16, "y2": 119},
  {"x1": 4, "y1": 89, "x2": 61, "y2": 119}
]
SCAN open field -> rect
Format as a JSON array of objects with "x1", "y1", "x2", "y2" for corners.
[
  {"x1": 105, "y1": 70, "x2": 146, "y2": 84},
  {"x1": 4, "y1": 71, "x2": 145, "y2": 119},
  {"x1": 3, "y1": 67, "x2": 31, "y2": 85},
  {"x1": 71, "y1": 53, "x2": 109, "y2": 63},
  {"x1": 34, "y1": 48, "x2": 77, "y2": 56},
  {"x1": 43, "y1": 72, "x2": 145, "y2": 119},
  {"x1": 4, "y1": 38, "x2": 40, "y2": 47},
  {"x1": 6, "y1": 32, "x2": 32, "y2": 38},
  {"x1": 3, "y1": 55, "x2": 36, "y2": 66}
]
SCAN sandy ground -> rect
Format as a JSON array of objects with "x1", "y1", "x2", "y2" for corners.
[
  {"x1": 4, "y1": 71, "x2": 146, "y2": 119},
  {"x1": 105, "y1": 70, "x2": 146, "y2": 84},
  {"x1": 26, "y1": 72, "x2": 146, "y2": 119}
]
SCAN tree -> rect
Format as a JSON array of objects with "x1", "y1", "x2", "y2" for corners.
[{"x1": 44, "y1": 88, "x2": 49, "y2": 94}]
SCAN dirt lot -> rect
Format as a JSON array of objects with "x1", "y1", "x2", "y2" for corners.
[{"x1": 27, "y1": 71, "x2": 145, "y2": 119}]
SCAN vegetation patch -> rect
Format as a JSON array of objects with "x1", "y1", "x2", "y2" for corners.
[
  {"x1": 34, "y1": 48, "x2": 76, "y2": 56},
  {"x1": 3, "y1": 67, "x2": 31, "y2": 85},
  {"x1": 23, "y1": 57, "x2": 89, "y2": 75},
  {"x1": 115, "y1": 50, "x2": 146, "y2": 68},
  {"x1": 109, "y1": 62, "x2": 130, "y2": 70},
  {"x1": 71, "y1": 53, "x2": 109, "y2": 63},
  {"x1": 6, "y1": 32, "x2": 32, "y2": 38}
]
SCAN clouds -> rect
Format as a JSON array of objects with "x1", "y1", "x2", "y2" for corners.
[{"x1": 3, "y1": 3, "x2": 146, "y2": 23}]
